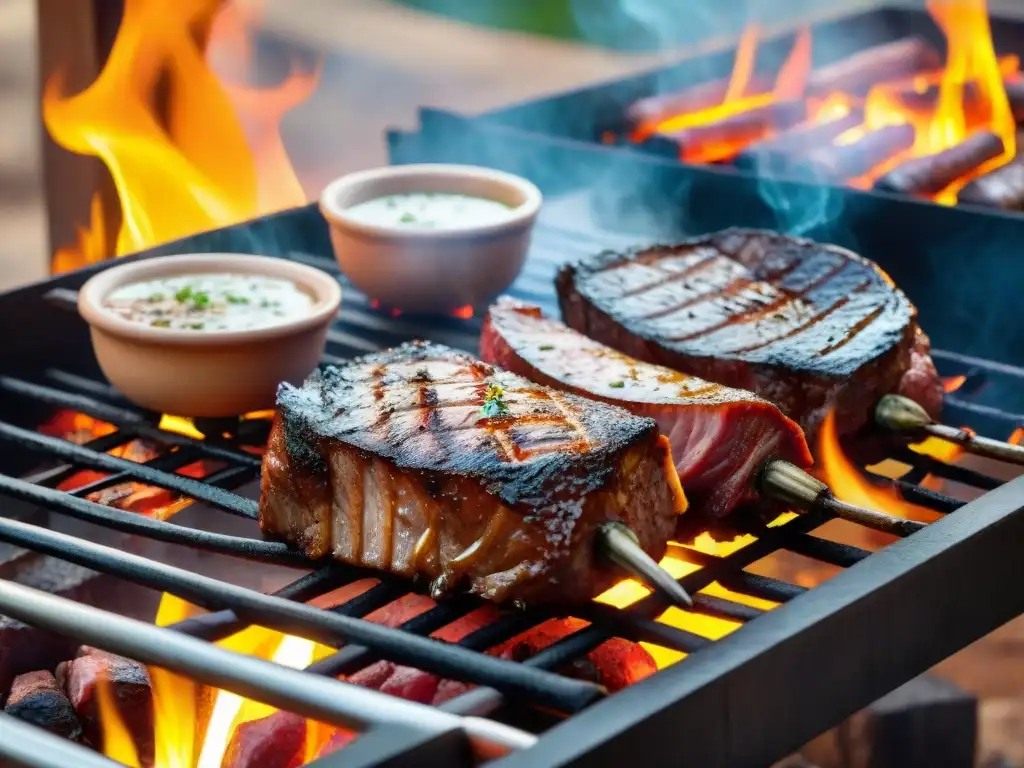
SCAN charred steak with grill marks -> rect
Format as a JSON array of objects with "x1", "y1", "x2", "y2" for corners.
[
  {"x1": 556, "y1": 228, "x2": 943, "y2": 444},
  {"x1": 480, "y1": 298, "x2": 812, "y2": 522},
  {"x1": 259, "y1": 341, "x2": 685, "y2": 605}
]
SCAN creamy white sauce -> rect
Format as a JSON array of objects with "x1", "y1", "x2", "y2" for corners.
[
  {"x1": 103, "y1": 273, "x2": 315, "y2": 332},
  {"x1": 345, "y1": 192, "x2": 515, "y2": 229}
]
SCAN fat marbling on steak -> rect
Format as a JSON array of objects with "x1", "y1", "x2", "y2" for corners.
[
  {"x1": 259, "y1": 341, "x2": 685, "y2": 605},
  {"x1": 556, "y1": 228, "x2": 944, "y2": 444},
  {"x1": 480, "y1": 298, "x2": 813, "y2": 522}
]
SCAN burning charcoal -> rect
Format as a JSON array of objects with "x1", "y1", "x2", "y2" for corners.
[
  {"x1": 1006, "y1": 80, "x2": 1024, "y2": 123},
  {"x1": 795, "y1": 124, "x2": 916, "y2": 183},
  {"x1": 802, "y1": 674, "x2": 976, "y2": 768},
  {"x1": 874, "y1": 131, "x2": 1006, "y2": 196},
  {"x1": 659, "y1": 100, "x2": 807, "y2": 164},
  {"x1": 57, "y1": 647, "x2": 155, "y2": 767},
  {"x1": 3, "y1": 670, "x2": 82, "y2": 741},
  {"x1": 625, "y1": 74, "x2": 773, "y2": 137},
  {"x1": 221, "y1": 711, "x2": 305, "y2": 768},
  {"x1": 0, "y1": 616, "x2": 77, "y2": 696},
  {"x1": 958, "y1": 155, "x2": 1024, "y2": 210},
  {"x1": 362, "y1": 593, "x2": 437, "y2": 628},
  {"x1": 890, "y1": 79, "x2": 1024, "y2": 125},
  {"x1": 491, "y1": 618, "x2": 657, "y2": 691},
  {"x1": 734, "y1": 110, "x2": 864, "y2": 174},
  {"x1": 805, "y1": 38, "x2": 941, "y2": 97}
]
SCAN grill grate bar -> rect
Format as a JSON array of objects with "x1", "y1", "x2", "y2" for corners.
[
  {"x1": 170, "y1": 565, "x2": 349, "y2": 641},
  {"x1": 783, "y1": 535, "x2": 872, "y2": 568},
  {"x1": 0, "y1": 375, "x2": 262, "y2": 468},
  {"x1": 21, "y1": 431, "x2": 136, "y2": 487},
  {"x1": 523, "y1": 513, "x2": 830, "y2": 672},
  {"x1": 67, "y1": 446, "x2": 204, "y2": 497},
  {"x1": 0, "y1": 712, "x2": 122, "y2": 768},
  {"x1": 690, "y1": 594, "x2": 764, "y2": 622},
  {"x1": 0, "y1": 420, "x2": 259, "y2": 517},
  {"x1": 0, "y1": 474, "x2": 306, "y2": 565},
  {"x1": 0, "y1": 514, "x2": 603, "y2": 711},
  {"x1": 308, "y1": 599, "x2": 478, "y2": 679},
  {"x1": 893, "y1": 448, "x2": 1004, "y2": 490},
  {"x1": 0, "y1": 578, "x2": 537, "y2": 757},
  {"x1": 717, "y1": 571, "x2": 806, "y2": 602},
  {"x1": 872, "y1": 474, "x2": 967, "y2": 513},
  {"x1": 579, "y1": 603, "x2": 712, "y2": 653},
  {"x1": 667, "y1": 547, "x2": 807, "y2": 602}
]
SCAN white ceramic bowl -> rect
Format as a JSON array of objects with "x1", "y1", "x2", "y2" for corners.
[
  {"x1": 319, "y1": 164, "x2": 542, "y2": 313},
  {"x1": 78, "y1": 253, "x2": 342, "y2": 417}
]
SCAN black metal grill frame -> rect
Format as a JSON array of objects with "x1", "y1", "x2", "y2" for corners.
[{"x1": 0, "y1": 194, "x2": 1022, "y2": 767}]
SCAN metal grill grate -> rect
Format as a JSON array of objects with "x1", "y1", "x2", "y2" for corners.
[{"x1": 0, "y1": 204, "x2": 1022, "y2": 767}]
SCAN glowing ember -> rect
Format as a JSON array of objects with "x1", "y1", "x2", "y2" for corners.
[
  {"x1": 43, "y1": 0, "x2": 318, "y2": 272},
  {"x1": 1009, "y1": 427, "x2": 1024, "y2": 445}
]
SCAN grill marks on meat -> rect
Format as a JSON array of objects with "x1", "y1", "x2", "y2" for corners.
[
  {"x1": 481, "y1": 299, "x2": 812, "y2": 520},
  {"x1": 260, "y1": 341, "x2": 685, "y2": 605},
  {"x1": 557, "y1": 228, "x2": 943, "y2": 441}
]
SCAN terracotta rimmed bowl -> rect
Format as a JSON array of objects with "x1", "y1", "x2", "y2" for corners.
[
  {"x1": 77, "y1": 253, "x2": 342, "y2": 418},
  {"x1": 319, "y1": 163, "x2": 542, "y2": 313}
]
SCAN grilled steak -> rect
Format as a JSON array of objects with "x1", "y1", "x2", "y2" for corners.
[
  {"x1": 259, "y1": 341, "x2": 685, "y2": 605},
  {"x1": 481, "y1": 299, "x2": 812, "y2": 521},
  {"x1": 557, "y1": 228, "x2": 944, "y2": 444}
]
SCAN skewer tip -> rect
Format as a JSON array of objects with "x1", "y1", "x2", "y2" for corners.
[
  {"x1": 875, "y1": 393, "x2": 934, "y2": 432},
  {"x1": 598, "y1": 522, "x2": 693, "y2": 608}
]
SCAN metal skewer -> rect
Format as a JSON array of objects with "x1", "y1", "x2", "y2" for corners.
[
  {"x1": 875, "y1": 393, "x2": 1024, "y2": 466},
  {"x1": 758, "y1": 459, "x2": 925, "y2": 537},
  {"x1": 598, "y1": 522, "x2": 693, "y2": 607}
]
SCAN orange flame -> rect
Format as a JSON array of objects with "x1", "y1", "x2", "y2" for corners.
[
  {"x1": 637, "y1": 0, "x2": 1018, "y2": 202},
  {"x1": 1009, "y1": 427, "x2": 1024, "y2": 445},
  {"x1": 43, "y1": 0, "x2": 319, "y2": 272},
  {"x1": 95, "y1": 593, "x2": 336, "y2": 767},
  {"x1": 774, "y1": 28, "x2": 812, "y2": 101},
  {"x1": 818, "y1": 411, "x2": 940, "y2": 523},
  {"x1": 724, "y1": 25, "x2": 761, "y2": 104}
]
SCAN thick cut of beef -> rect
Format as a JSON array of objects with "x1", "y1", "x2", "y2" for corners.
[
  {"x1": 557, "y1": 229, "x2": 944, "y2": 444},
  {"x1": 481, "y1": 299, "x2": 812, "y2": 520},
  {"x1": 259, "y1": 341, "x2": 685, "y2": 605}
]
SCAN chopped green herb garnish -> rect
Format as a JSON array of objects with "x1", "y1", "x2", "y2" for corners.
[
  {"x1": 174, "y1": 286, "x2": 193, "y2": 302},
  {"x1": 538, "y1": 344, "x2": 554, "y2": 351},
  {"x1": 150, "y1": 319, "x2": 171, "y2": 327},
  {"x1": 399, "y1": 212, "x2": 417, "y2": 223},
  {"x1": 147, "y1": 293, "x2": 164, "y2": 302},
  {"x1": 481, "y1": 382, "x2": 509, "y2": 418},
  {"x1": 186, "y1": 322, "x2": 205, "y2": 330},
  {"x1": 225, "y1": 293, "x2": 250, "y2": 305},
  {"x1": 609, "y1": 381, "x2": 625, "y2": 389},
  {"x1": 191, "y1": 291, "x2": 211, "y2": 309}
]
